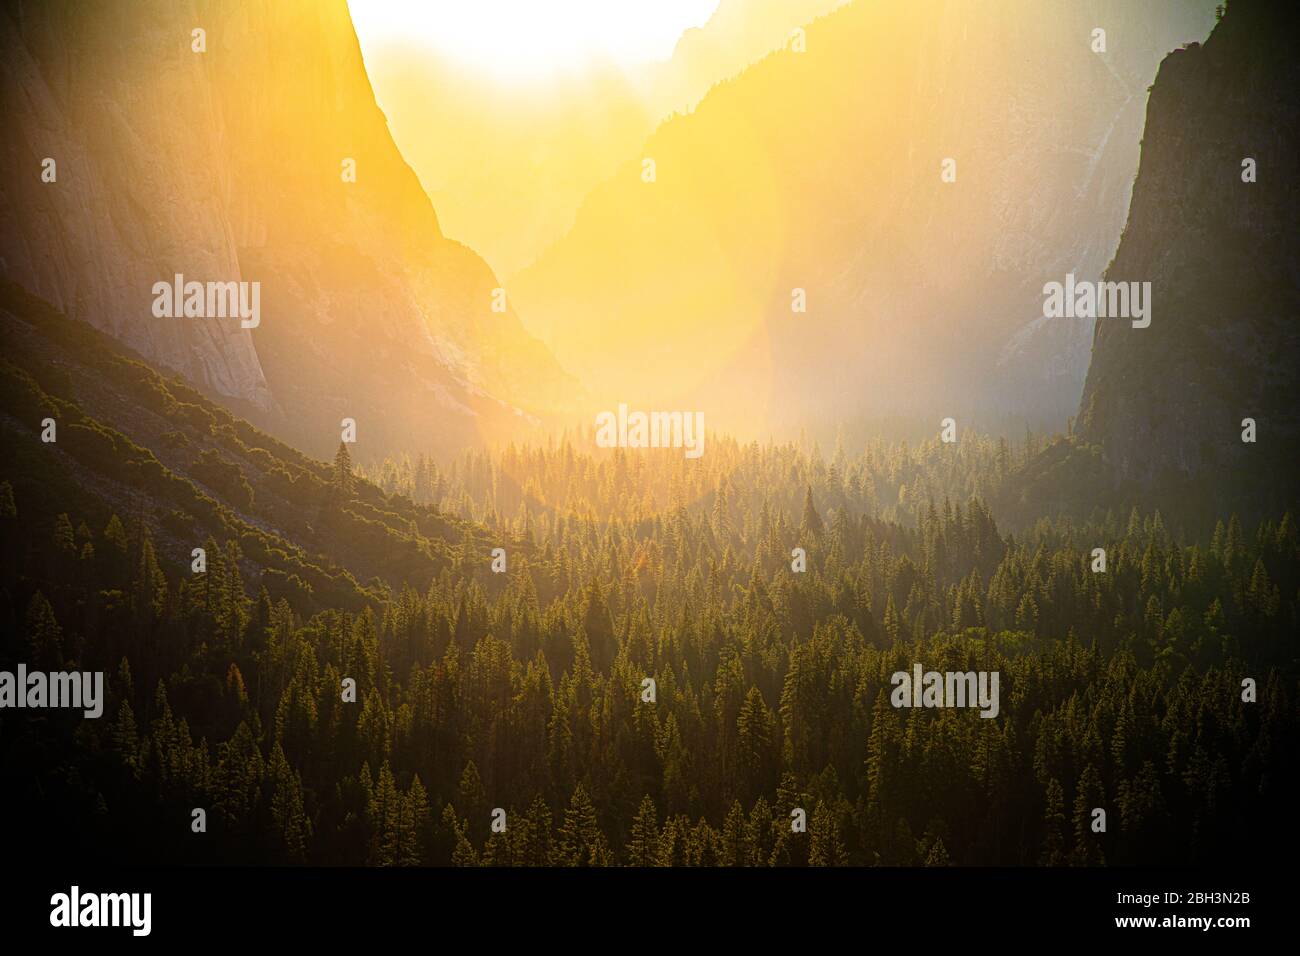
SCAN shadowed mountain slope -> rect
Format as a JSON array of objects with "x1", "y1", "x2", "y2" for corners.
[{"x1": 0, "y1": 281, "x2": 515, "y2": 615}]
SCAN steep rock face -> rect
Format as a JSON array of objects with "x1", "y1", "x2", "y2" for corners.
[
  {"x1": 1076, "y1": 0, "x2": 1300, "y2": 511},
  {"x1": 0, "y1": 0, "x2": 271, "y2": 408},
  {"x1": 510, "y1": 0, "x2": 1215, "y2": 437},
  {"x1": 0, "y1": 0, "x2": 575, "y2": 459}
]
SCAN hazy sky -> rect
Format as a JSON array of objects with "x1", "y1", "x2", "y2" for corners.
[{"x1": 349, "y1": 0, "x2": 722, "y2": 78}]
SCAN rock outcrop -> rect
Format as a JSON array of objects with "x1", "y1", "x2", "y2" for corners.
[
  {"x1": 0, "y1": 0, "x2": 576, "y2": 459},
  {"x1": 1076, "y1": 0, "x2": 1300, "y2": 515}
]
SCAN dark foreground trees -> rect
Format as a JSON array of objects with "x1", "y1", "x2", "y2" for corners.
[{"x1": 1, "y1": 439, "x2": 1296, "y2": 866}]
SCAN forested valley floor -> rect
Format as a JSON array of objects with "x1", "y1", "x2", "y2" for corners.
[{"x1": 1, "y1": 285, "x2": 1296, "y2": 866}]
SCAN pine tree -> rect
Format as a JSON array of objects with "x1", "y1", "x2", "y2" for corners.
[
  {"x1": 658, "y1": 817, "x2": 688, "y2": 867},
  {"x1": 558, "y1": 784, "x2": 607, "y2": 866},
  {"x1": 220, "y1": 539, "x2": 249, "y2": 649},
  {"x1": 398, "y1": 775, "x2": 430, "y2": 866},
  {"x1": 1071, "y1": 764, "x2": 1106, "y2": 866},
  {"x1": 133, "y1": 528, "x2": 168, "y2": 631},
  {"x1": 629, "y1": 795, "x2": 660, "y2": 867},
  {"x1": 268, "y1": 742, "x2": 310, "y2": 862},
  {"x1": 924, "y1": 837, "x2": 951, "y2": 866},
  {"x1": 24, "y1": 591, "x2": 63, "y2": 670},
  {"x1": 799, "y1": 486, "x2": 824, "y2": 538},
  {"x1": 736, "y1": 686, "x2": 773, "y2": 801},
  {"x1": 368, "y1": 761, "x2": 402, "y2": 866},
  {"x1": 721, "y1": 800, "x2": 748, "y2": 866},
  {"x1": 882, "y1": 594, "x2": 902, "y2": 643},
  {"x1": 519, "y1": 795, "x2": 553, "y2": 866},
  {"x1": 809, "y1": 802, "x2": 847, "y2": 866},
  {"x1": 111, "y1": 699, "x2": 142, "y2": 779},
  {"x1": 456, "y1": 761, "x2": 487, "y2": 840},
  {"x1": 746, "y1": 797, "x2": 775, "y2": 866},
  {"x1": 214, "y1": 721, "x2": 266, "y2": 834},
  {"x1": 333, "y1": 442, "x2": 355, "y2": 501},
  {"x1": 444, "y1": 804, "x2": 478, "y2": 867}
]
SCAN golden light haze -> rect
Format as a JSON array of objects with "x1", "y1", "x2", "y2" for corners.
[
  {"x1": 506, "y1": 0, "x2": 1218, "y2": 439},
  {"x1": 349, "y1": 0, "x2": 722, "y2": 79},
  {"x1": 351, "y1": 0, "x2": 847, "y2": 277},
  {"x1": 341, "y1": 0, "x2": 1216, "y2": 445}
]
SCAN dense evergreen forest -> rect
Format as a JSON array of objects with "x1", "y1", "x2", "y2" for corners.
[
  {"x1": 4, "y1": 0, "x2": 1298, "y2": 897},
  {"x1": 1, "y1": 284, "x2": 1297, "y2": 866}
]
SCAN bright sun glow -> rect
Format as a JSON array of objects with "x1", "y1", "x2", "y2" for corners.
[{"x1": 348, "y1": 0, "x2": 722, "y2": 79}]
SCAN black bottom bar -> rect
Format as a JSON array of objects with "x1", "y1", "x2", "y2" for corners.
[{"x1": 9, "y1": 866, "x2": 1275, "y2": 942}]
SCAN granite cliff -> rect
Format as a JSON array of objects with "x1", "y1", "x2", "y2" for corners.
[
  {"x1": 1075, "y1": 0, "x2": 1300, "y2": 517},
  {"x1": 0, "y1": 0, "x2": 575, "y2": 459}
]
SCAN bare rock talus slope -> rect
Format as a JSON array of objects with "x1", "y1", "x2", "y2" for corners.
[{"x1": 0, "y1": 0, "x2": 576, "y2": 459}]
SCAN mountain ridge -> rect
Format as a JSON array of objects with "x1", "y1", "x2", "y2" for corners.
[
  {"x1": 510, "y1": 0, "x2": 1217, "y2": 438},
  {"x1": 0, "y1": 0, "x2": 577, "y2": 461}
]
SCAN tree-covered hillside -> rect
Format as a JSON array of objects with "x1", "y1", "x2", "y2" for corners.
[{"x1": 2, "y1": 287, "x2": 1295, "y2": 866}]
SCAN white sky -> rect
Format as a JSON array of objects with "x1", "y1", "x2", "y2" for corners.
[{"x1": 349, "y1": 0, "x2": 722, "y2": 78}]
